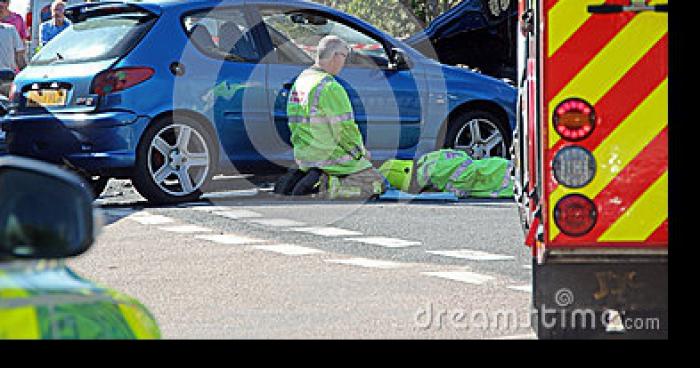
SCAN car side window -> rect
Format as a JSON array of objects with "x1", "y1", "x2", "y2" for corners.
[
  {"x1": 183, "y1": 8, "x2": 259, "y2": 62},
  {"x1": 259, "y1": 8, "x2": 389, "y2": 68}
]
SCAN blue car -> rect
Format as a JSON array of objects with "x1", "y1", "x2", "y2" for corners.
[{"x1": 2, "y1": 0, "x2": 516, "y2": 204}]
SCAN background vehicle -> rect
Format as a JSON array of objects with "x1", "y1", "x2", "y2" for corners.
[
  {"x1": 513, "y1": 0, "x2": 668, "y2": 338},
  {"x1": 9, "y1": 0, "x2": 92, "y2": 58},
  {"x1": 405, "y1": 0, "x2": 518, "y2": 82},
  {"x1": 4, "y1": 0, "x2": 516, "y2": 204},
  {"x1": 0, "y1": 155, "x2": 160, "y2": 339}
]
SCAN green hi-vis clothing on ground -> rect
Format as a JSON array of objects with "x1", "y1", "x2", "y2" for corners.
[
  {"x1": 0, "y1": 260, "x2": 160, "y2": 339},
  {"x1": 416, "y1": 149, "x2": 514, "y2": 198},
  {"x1": 378, "y1": 160, "x2": 414, "y2": 192},
  {"x1": 321, "y1": 167, "x2": 387, "y2": 200},
  {"x1": 287, "y1": 67, "x2": 372, "y2": 176}
]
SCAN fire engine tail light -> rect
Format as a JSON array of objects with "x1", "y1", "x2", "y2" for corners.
[
  {"x1": 552, "y1": 146, "x2": 596, "y2": 188},
  {"x1": 554, "y1": 194, "x2": 597, "y2": 237},
  {"x1": 553, "y1": 98, "x2": 596, "y2": 141}
]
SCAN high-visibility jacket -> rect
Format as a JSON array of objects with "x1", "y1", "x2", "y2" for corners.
[
  {"x1": 287, "y1": 67, "x2": 372, "y2": 176},
  {"x1": 0, "y1": 260, "x2": 160, "y2": 339},
  {"x1": 416, "y1": 149, "x2": 513, "y2": 198}
]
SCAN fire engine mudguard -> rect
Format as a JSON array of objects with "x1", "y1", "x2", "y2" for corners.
[{"x1": 532, "y1": 254, "x2": 668, "y2": 339}]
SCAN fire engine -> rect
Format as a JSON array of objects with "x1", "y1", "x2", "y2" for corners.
[{"x1": 513, "y1": 0, "x2": 668, "y2": 338}]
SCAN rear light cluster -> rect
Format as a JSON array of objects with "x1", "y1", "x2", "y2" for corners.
[
  {"x1": 91, "y1": 67, "x2": 154, "y2": 96},
  {"x1": 552, "y1": 146, "x2": 596, "y2": 188},
  {"x1": 552, "y1": 98, "x2": 598, "y2": 237},
  {"x1": 553, "y1": 98, "x2": 595, "y2": 141},
  {"x1": 554, "y1": 194, "x2": 598, "y2": 237}
]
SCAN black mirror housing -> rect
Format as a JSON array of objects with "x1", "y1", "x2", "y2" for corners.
[
  {"x1": 0, "y1": 156, "x2": 95, "y2": 259},
  {"x1": 389, "y1": 48, "x2": 411, "y2": 70}
]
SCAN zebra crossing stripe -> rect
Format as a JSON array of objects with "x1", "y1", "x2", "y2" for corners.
[
  {"x1": 426, "y1": 249, "x2": 514, "y2": 261},
  {"x1": 252, "y1": 244, "x2": 324, "y2": 256},
  {"x1": 421, "y1": 271, "x2": 495, "y2": 285},
  {"x1": 159, "y1": 225, "x2": 213, "y2": 233},
  {"x1": 289, "y1": 227, "x2": 362, "y2": 237},
  {"x1": 195, "y1": 234, "x2": 267, "y2": 245},
  {"x1": 325, "y1": 258, "x2": 405, "y2": 269},
  {"x1": 344, "y1": 237, "x2": 421, "y2": 248}
]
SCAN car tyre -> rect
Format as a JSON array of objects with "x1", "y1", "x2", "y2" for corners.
[
  {"x1": 132, "y1": 115, "x2": 216, "y2": 204},
  {"x1": 444, "y1": 110, "x2": 511, "y2": 159}
]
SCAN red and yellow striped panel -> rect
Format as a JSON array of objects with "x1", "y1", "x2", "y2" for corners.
[{"x1": 543, "y1": 0, "x2": 668, "y2": 246}]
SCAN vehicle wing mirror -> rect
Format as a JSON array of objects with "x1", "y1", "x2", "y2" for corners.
[
  {"x1": 0, "y1": 156, "x2": 96, "y2": 259},
  {"x1": 388, "y1": 48, "x2": 411, "y2": 70}
]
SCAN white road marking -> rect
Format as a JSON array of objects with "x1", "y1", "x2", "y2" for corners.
[
  {"x1": 158, "y1": 225, "x2": 213, "y2": 233},
  {"x1": 128, "y1": 213, "x2": 175, "y2": 225},
  {"x1": 426, "y1": 249, "x2": 515, "y2": 261},
  {"x1": 344, "y1": 237, "x2": 421, "y2": 248},
  {"x1": 421, "y1": 271, "x2": 495, "y2": 285},
  {"x1": 195, "y1": 234, "x2": 267, "y2": 245},
  {"x1": 252, "y1": 244, "x2": 324, "y2": 256},
  {"x1": 245, "y1": 218, "x2": 306, "y2": 227},
  {"x1": 211, "y1": 210, "x2": 264, "y2": 219},
  {"x1": 289, "y1": 226, "x2": 363, "y2": 237},
  {"x1": 507, "y1": 285, "x2": 532, "y2": 293},
  {"x1": 326, "y1": 258, "x2": 405, "y2": 269}
]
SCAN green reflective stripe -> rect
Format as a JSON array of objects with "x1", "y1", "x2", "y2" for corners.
[
  {"x1": 296, "y1": 154, "x2": 355, "y2": 168},
  {"x1": 449, "y1": 159, "x2": 473, "y2": 181},
  {"x1": 288, "y1": 112, "x2": 354, "y2": 125},
  {"x1": 310, "y1": 76, "x2": 334, "y2": 114},
  {"x1": 444, "y1": 182, "x2": 469, "y2": 198},
  {"x1": 0, "y1": 293, "x2": 118, "y2": 309}
]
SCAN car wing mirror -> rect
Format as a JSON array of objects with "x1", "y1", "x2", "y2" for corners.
[
  {"x1": 388, "y1": 48, "x2": 411, "y2": 70},
  {"x1": 0, "y1": 156, "x2": 96, "y2": 259}
]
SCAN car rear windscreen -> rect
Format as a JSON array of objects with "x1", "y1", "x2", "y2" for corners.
[{"x1": 31, "y1": 9, "x2": 157, "y2": 66}]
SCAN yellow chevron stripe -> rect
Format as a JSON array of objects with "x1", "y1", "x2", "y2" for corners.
[
  {"x1": 547, "y1": 0, "x2": 596, "y2": 57},
  {"x1": 548, "y1": 12, "x2": 668, "y2": 149},
  {"x1": 549, "y1": 79, "x2": 668, "y2": 240},
  {"x1": 599, "y1": 171, "x2": 667, "y2": 241}
]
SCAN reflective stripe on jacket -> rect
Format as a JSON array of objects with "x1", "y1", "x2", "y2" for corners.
[{"x1": 287, "y1": 67, "x2": 372, "y2": 176}]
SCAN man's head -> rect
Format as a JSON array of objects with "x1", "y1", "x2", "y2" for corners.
[
  {"x1": 315, "y1": 35, "x2": 350, "y2": 76},
  {"x1": 0, "y1": 0, "x2": 10, "y2": 14},
  {"x1": 51, "y1": 0, "x2": 66, "y2": 21}
]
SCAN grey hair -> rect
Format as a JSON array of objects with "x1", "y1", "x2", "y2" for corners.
[
  {"x1": 316, "y1": 35, "x2": 349, "y2": 62},
  {"x1": 51, "y1": 0, "x2": 66, "y2": 10}
]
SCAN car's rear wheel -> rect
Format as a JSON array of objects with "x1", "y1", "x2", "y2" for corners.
[
  {"x1": 444, "y1": 110, "x2": 510, "y2": 159},
  {"x1": 132, "y1": 115, "x2": 215, "y2": 204}
]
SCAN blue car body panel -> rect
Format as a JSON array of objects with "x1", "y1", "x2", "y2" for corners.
[{"x1": 2, "y1": 0, "x2": 516, "y2": 177}]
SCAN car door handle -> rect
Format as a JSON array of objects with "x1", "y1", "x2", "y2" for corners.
[{"x1": 588, "y1": 2, "x2": 668, "y2": 14}]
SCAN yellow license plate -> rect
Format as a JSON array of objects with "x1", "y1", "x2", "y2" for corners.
[{"x1": 26, "y1": 89, "x2": 68, "y2": 107}]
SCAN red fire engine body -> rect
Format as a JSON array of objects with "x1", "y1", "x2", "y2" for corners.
[{"x1": 514, "y1": 0, "x2": 668, "y2": 338}]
